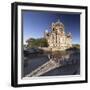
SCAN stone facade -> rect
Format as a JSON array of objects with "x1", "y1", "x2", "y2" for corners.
[{"x1": 45, "y1": 20, "x2": 72, "y2": 51}]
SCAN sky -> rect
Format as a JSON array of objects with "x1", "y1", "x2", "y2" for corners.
[{"x1": 22, "y1": 10, "x2": 80, "y2": 44}]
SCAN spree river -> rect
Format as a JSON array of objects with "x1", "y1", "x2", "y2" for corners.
[{"x1": 23, "y1": 53, "x2": 80, "y2": 77}]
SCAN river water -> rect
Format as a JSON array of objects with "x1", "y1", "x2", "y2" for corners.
[{"x1": 23, "y1": 54, "x2": 80, "y2": 77}]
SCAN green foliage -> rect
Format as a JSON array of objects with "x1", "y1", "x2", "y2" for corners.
[
  {"x1": 72, "y1": 44, "x2": 80, "y2": 49},
  {"x1": 26, "y1": 38, "x2": 48, "y2": 48}
]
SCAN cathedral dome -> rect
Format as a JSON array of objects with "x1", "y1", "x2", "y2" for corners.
[
  {"x1": 51, "y1": 19, "x2": 64, "y2": 32},
  {"x1": 55, "y1": 19, "x2": 64, "y2": 28}
]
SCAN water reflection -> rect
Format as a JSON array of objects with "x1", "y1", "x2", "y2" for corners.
[{"x1": 23, "y1": 47, "x2": 80, "y2": 77}]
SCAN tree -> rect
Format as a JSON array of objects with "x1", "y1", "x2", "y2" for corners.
[{"x1": 26, "y1": 38, "x2": 48, "y2": 48}]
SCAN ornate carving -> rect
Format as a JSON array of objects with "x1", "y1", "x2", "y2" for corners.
[{"x1": 45, "y1": 19, "x2": 72, "y2": 51}]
